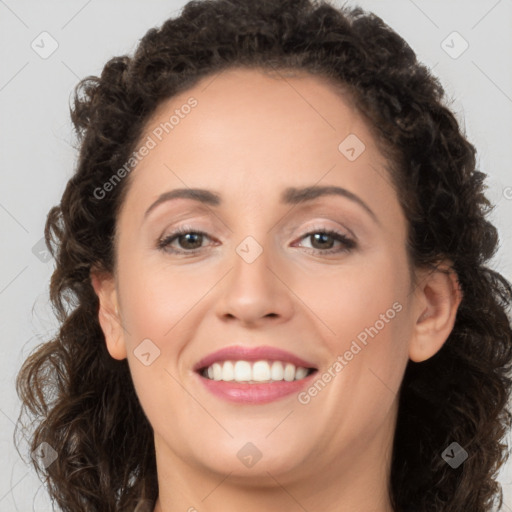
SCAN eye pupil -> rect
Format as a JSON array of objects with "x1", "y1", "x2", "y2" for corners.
[
  {"x1": 311, "y1": 233, "x2": 333, "y2": 249},
  {"x1": 179, "y1": 233, "x2": 202, "y2": 249}
]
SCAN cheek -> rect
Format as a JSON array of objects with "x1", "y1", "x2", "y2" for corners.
[
  {"x1": 117, "y1": 259, "x2": 195, "y2": 424},
  {"x1": 117, "y1": 254, "x2": 212, "y2": 343},
  {"x1": 298, "y1": 252, "x2": 409, "y2": 343},
  {"x1": 307, "y1": 249, "x2": 412, "y2": 400},
  {"x1": 311, "y1": 264, "x2": 411, "y2": 422}
]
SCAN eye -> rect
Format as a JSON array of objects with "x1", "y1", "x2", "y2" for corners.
[
  {"x1": 157, "y1": 227, "x2": 213, "y2": 254},
  {"x1": 157, "y1": 226, "x2": 356, "y2": 255},
  {"x1": 295, "y1": 228, "x2": 356, "y2": 254}
]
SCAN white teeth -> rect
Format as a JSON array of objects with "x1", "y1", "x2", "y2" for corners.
[
  {"x1": 234, "y1": 361, "x2": 251, "y2": 381},
  {"x1": 253, "y1": 361, "x2": 271, "y2": 381},
  {"x1": 295, "y1": 366, "x2": 309, "y2": 380},
  {"x1": 283, "y1": 363, "x2": 295, "y2": 382},
  {"x1": 270, "y1": 361, "x2": 284, "y2": 381},
  {"x1": 222, "y1": 360, "x2": 234, "y2": 381},
  {"x1": 212, "y1": 362, "x2": 222, "y2": 381},
  {"x1": 202, "y1": 360, "x2": 312, "y2": 383}
]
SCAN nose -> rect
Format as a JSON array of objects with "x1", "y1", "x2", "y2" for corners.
[{"x1": 214, "y1": 240, "x2": 295, "y2": 328}]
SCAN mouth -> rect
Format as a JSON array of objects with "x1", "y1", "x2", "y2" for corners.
[
  {"x1": 198, "y1": 360, "x2": 316, "y2": 383},
  {"x1": 193, "y1": 345, "x2": 318, "y2": 404}
]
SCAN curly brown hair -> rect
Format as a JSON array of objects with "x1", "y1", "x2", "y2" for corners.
[{"x1": 15, "y1": 0, "x2": 512, "y2": 510}]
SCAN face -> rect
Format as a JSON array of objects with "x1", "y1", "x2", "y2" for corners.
[{"x1": 96, "y1": 68, "x2": 430, "y2": 488}]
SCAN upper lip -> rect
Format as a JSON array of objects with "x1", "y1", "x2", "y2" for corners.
[{"x1": 193, "y1": 345, "x2": 318, "y2": 371}]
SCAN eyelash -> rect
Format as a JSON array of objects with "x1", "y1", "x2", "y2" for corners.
[{"x1": 157, "y1": 225, "x2": 356, "y2": 256}]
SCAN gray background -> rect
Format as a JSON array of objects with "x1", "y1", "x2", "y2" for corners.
[{"x1": 1, "y1": 0, "x2": 511, "y2": 510}]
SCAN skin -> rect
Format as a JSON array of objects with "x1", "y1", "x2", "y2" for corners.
[{"x1": 92, "y1": 68, "x2": 462, "y2": 512}]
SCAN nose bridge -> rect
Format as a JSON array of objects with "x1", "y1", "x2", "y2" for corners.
[
  {"x1": 214, "y1": 222, "x2": 294, "y2": 324},
  {"x1": 231, "y1": 229, "x2": 275, "y2": 295},
  {"x1": 229, "y1": 193, "x2": 282, "y2": 288},
  {"x1": 228, "y1": 185, "x2": 273, "y2": 267}
]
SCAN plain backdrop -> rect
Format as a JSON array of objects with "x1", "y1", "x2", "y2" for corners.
[{"x1": 1, "y1": 0, "x2": 511, "y2": 510}]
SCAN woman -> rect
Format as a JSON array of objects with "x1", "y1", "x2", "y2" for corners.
[{"x1": 16, "y1": 0, "x2": 512, "y2": 511}]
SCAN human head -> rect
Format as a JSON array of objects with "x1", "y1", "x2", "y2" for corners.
[{"x1": 16, "y1": 1, "x2": 512, "y2": 511}]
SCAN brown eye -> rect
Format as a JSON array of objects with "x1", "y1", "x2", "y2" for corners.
[
  {"x1": 309, "y1": 232, "x2": 335, "y2": 250},
  {"x1": 296, "y1": 229, "x2": 356, "y2": 255},
  {"x1": 175, "y1": 232, "x2": 204, "y2": 250},
  {"x1": 158, "y1": 229, "x2": 211, "y2": 253}
]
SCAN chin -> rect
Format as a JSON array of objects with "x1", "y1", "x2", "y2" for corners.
[{"x1": 191, "y1": 436, "x2": 311, "y2": 481}]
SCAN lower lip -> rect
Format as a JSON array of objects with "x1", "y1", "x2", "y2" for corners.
[{"x1": 196, "y1": 372, "x2": 317, "y2": 404}]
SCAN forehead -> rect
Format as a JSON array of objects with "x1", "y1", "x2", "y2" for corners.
[
  {"x1": 120, "y1": 67, "x2": 395, "y2": 218},
  {"x1": 149, "y1": 67, "x2": 367, "y2": 144}
]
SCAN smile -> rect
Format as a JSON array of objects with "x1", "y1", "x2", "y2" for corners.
[
  {"x1": 194, "y1": 345, "x2": 318, "y2": 403},
  {"x1": 200, "y1": 360, "x2": 314, "y2": 383}
]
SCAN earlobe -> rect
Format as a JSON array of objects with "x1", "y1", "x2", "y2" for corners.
[
  {"x1": 90, "y1": 270, "x2": 127, "y2": 361},
  {"x1": 409, "y1": 264, "x2": 463, "y2": 363}
]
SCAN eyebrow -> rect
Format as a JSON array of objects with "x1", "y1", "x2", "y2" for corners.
[{"x1": 144, "y1": 185, "x2": 378, "y2": 223}]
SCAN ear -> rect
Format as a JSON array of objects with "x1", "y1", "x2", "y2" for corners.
[
  {"x1": 408, "y1": 262, "x2": 463, "y2": 363},
  {"x1": 90, "y1": 269, "x2": 127, "y2": 360}
]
